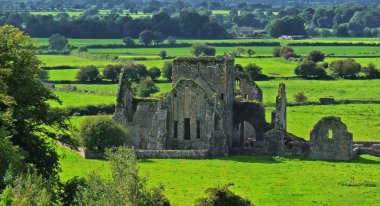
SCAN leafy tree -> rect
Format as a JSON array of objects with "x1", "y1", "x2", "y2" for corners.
[
  {"x1": 0, "y1": 25, "x2": 69, "y2": 180},
  {"x1": 247, "y1": 49, "x2": 256, "y2": 57},
  {"x1": 244, "y1": 64, "x2": 267, "y2": 80},
  {"x1": 0, "y1": 168, "x2": 59, "y2": 205},
  {"x1": 77, "y1": 115, "x2": 127, "y2": 152},
  {"x1": 74, "y1": 147, "x2": 170, "y2": 206},
  {"x1": 139, "y1": 30, "x2": 155, "y2": 45},
  {"x1": 237, "y1": 47, "x2": 245, "y2": 55},
  {"x1": 195, "y1": 183, "x2": 253, "y2": 206},
  {"x1": 166, "y1": 36, "x2": 176, "y2": 45},
  {"x1": 159, "y1": 50, "x2": 167, "y2": 59},
  {"x1": 294, "y1": 59, "x2": 327, "y2": 78},
  {"x1": 361, "y1": 63, "x2": 380, "y2": 79},
  {"x1": 148, "y1": 67, "x2": 161, "y2": 80},
  {"x1": 38, "y1": 70, "x2": 49, "y2": 80},
  {"x1": 329, "y1": 58, "x2": 361, "y2": 78},
  {"x1": 267, "y1": 15, "x2": 306, "y2": 37},
  {"x1": 274, "y1": 46, "x2": 298, "y2": 59},
  {"x1": 162, "y1": 61, "x2": 173, "y2": 81},
  {"x1": 191, "y1": 44, "x2": 216, "y2": 56},
  {"x1": 152, "y1": 31, "x2": 164, "y2": 45},
  {"x1": 123, "y1": 36, "x2": 135, "y2": 47},
  {"x1": 137, "y1": 78, "x2": 159, "y2": 97},
  {"x1": 76, "y1": 66, "x2": 101, "y2": 82},
  {"x1": 78, "y1": 46, "x2": 88, "y2": 53},
  {"x1": 307, "y1": 50, "x2": 325, "y2": 62},
  {"x1": 103, "y1": 65, "x2": 122, "y2": 82},
  {"x1": 48, "y1": 33, "x2": 69, "y2": 51}
]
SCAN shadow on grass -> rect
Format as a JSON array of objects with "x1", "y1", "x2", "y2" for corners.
[{"x1": 215, "y1": 154, "x2": 380, "y2": 165}]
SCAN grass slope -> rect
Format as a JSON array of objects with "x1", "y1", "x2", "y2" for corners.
[{"x1": 58, "y1": 146, "x2": 380, "y2": 206}]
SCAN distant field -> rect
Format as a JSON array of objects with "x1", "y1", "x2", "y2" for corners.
[
  {"x1": 26, "y1": 10, "x2": 150, "y2": 18},
  {"x1": 49, "y1": 69, "x2": 80, "y2": 81},
  {"x1": 34, "y1": 37, "x2": 380, "y2": 47},
  {"x1": 51, "y1": 91, "x2": 115, "y2": 107},
  {"x1": 266, "y1": 104, "x2": 380, "y2": 141},
  {"x1": 58, "y1": 145, "x2": 380, "y2": 206},
  {"x1": 87, "y1": 46, "x2": 380, "y2": 58},
  {"x1": 38, "y1": 55, "x2": 115, "y2": 67},
  {"x1": 256, "y1": 79, "x2": 380, "y2": 104}
]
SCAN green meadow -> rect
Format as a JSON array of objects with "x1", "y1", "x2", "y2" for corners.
[
  {"x1": 38, "y1": 55, "x2": 115, "y2": 67},
  {"x1": 58, "y1": 145, "x2": 380, "y2": 206},
  {"x1": 51, "y1": 91, "x2": 115, "y2": 107},
  {"x1": 266, "y1": 104, "x2": 380, "y2": 141}
]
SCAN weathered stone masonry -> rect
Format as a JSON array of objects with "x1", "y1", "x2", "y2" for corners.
[{"x1": 114, "y1": 56, "x2": 372, "y2": 160}]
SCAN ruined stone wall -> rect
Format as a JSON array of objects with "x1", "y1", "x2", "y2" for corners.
[
  {"x1": 114, "y1": 68, "x2": 134, "y2": 125},
  {"x1": 310, "y1": 116, "x2": 354, "y2": 160},
  {"x1": 129, "y1": 104, "x2": 159, "y2": 148},
  {"x1": 158, "y1": 79, "x2": 227, "y2": 153},
  {"x1": 239, "y1": 78, "x2": 263, "y2": 103},
  {"x1": 272, "y1": 83, "x2": 287, "y2": 131},
  {"x1": 136, "y1": 150, "x2": 209, "y2": 159},
  {"x1": 172, "y1": 56, "x2": 235, "y2": 107}
]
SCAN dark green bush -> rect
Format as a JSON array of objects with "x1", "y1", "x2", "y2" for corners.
[
  {"x1": 195, "y1": 183, "x2": 253, "y2": 206},
  {"x1": 77, "y1": 116, "x2": 127, "y2": 151}
]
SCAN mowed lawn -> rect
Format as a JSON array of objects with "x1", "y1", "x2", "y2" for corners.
[{"x1": 58, "y1": 145, "x2": 380, "y2": 206}]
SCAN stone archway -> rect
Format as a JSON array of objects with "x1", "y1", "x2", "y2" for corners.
[{"x1": 237, "y1": 121, "x2": 257, "y2": 148}]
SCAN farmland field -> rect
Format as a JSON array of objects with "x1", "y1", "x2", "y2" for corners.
[
  {"x1": 38, "y1": 55, "x2": 115, "y2": 67},
  {"x1": 58, "y1": 145, "x2": 380, "y2": 206},
  {"x1": 51, "y1": 92, "x2": 115, "y2": 107}
]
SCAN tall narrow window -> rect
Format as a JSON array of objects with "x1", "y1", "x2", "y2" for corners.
[
  {"x1": 245, "y1": 94, "x2": 248, "y2": 99},
  {"x1": 196, "y1": 120, "x2": 201, "y2": 139},
  {"x1": 184, "y1": 118, "x2": 191, "y2": 140},
  {"x1": 174, "y1": 121, "x2": 178, "y2": 139},
  {"x1": 220, "y1": 93, "x2": 224, "y2": 100}
]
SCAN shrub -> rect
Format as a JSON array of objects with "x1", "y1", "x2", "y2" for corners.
[
  {"x1": 123, "y1": 36, "x2": 135, "y2": 46},
  {"x1": 74, "y1": 147, "x2": 170, "y2": 206},
  {"x1": 48, "y1": 33, "x2": 69, "y2": 52},
  {"x1": 167, "y1": 35, "x2": 176, "y2": 45},
  {"x1": 148, "y1": 67, "x2": 161, "y2": 80},
  {"x1": 76, "y1": 66, "x2": 101, "y2": 82},
  {"x1": 38, "y1": 69, "x2": 49, "y2": 80},
  {"x1": 247, "y1": 49, "x2": 256, "y2": 57},
  {"x1": 159, "y1": 50, "x2": 167, "y2": 59},
  {"x1": 191, "y1": 44, "x2": 216, "y2": 56},
  {"x1": 294, "y1": 92, "x2": 308, "y2": 103},
  {"x1": 0, "y1": 168, "x2": 59, "y2": 206},
  {"x1": 272, "y1": 47, "x2": 281, "y2": 57},
  {"x1": 162, "y1": 61, "x2": 173, "y2": 81},
  {"x1": 244, "y1": 64, "x2": 268, "y2": 80},
  {"x1": 78, "y1": 46, "x2": 88, "y2": 52},
  {"x1": 103, "y1": 65, "x2": 123, "y2": 82},
  {"x1": 137, "y1": 78, "x2": 159, "y2": 97},
  {"x1": 329, "y1": 58, "x2": 361, "y2": 78},
  {"x1": 77, "y1": 115, "x2": 127, "y2": 151},
  {"x1": 294, "y1": 59, "x2": 327, "y2": 78},
  {"x1": 195, "y1": 183, "x2": 253, "y2": 206},
  {"x1": 63, "y1": 176, "x2": 87, "y2": 206},
  {"x1": 362, "y1": 63, "x2": 380, "y2": 79},
  {"x1": 307, "y1": 50, "x2": 325, "y2": 62},
  {"x1": 237, "y1": 47, "x2": 245, "y2": 55}
]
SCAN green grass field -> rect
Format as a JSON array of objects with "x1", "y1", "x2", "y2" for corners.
[
  {"x1": 38, "y1": 55, "x2": 115, "y2": 67},
  {"x1": 58, "y1": 145, "x2": 380, "y2": 206},
  {"x1": 266, "y1": 104, "x2": 380, "y2": 141},
  {"x1": 51, "y1": 91, "x2": 115, "y2": 107}
]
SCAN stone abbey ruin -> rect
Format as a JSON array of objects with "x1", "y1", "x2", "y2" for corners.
[{"x1": 114, "y1": 56, "x2": 380, "y2": 160}]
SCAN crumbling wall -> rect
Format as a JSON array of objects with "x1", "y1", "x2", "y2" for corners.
[
  {"x1": 114, "y1": 68, "x2": 135, "y2": 125},
  {"x1": 238, "y1": 77, "x2": 263, "y2": 103},
  {"x1": 310, "y1": 116, "x2": 354, "y2": 160},
  {"x1": 129, "y1": 104, "x2": 158, "y2": 148},
  {"x1": 271, "y1": 83, "x2": 287, "y2": 131}
]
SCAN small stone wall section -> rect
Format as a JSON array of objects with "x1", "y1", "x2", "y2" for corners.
[
  {"x1": 310, "y1": 116, "x2": 354, "y2": 160},
  {"x1": 135, "y1": 150, "x2": 209, "y2": 159}
]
